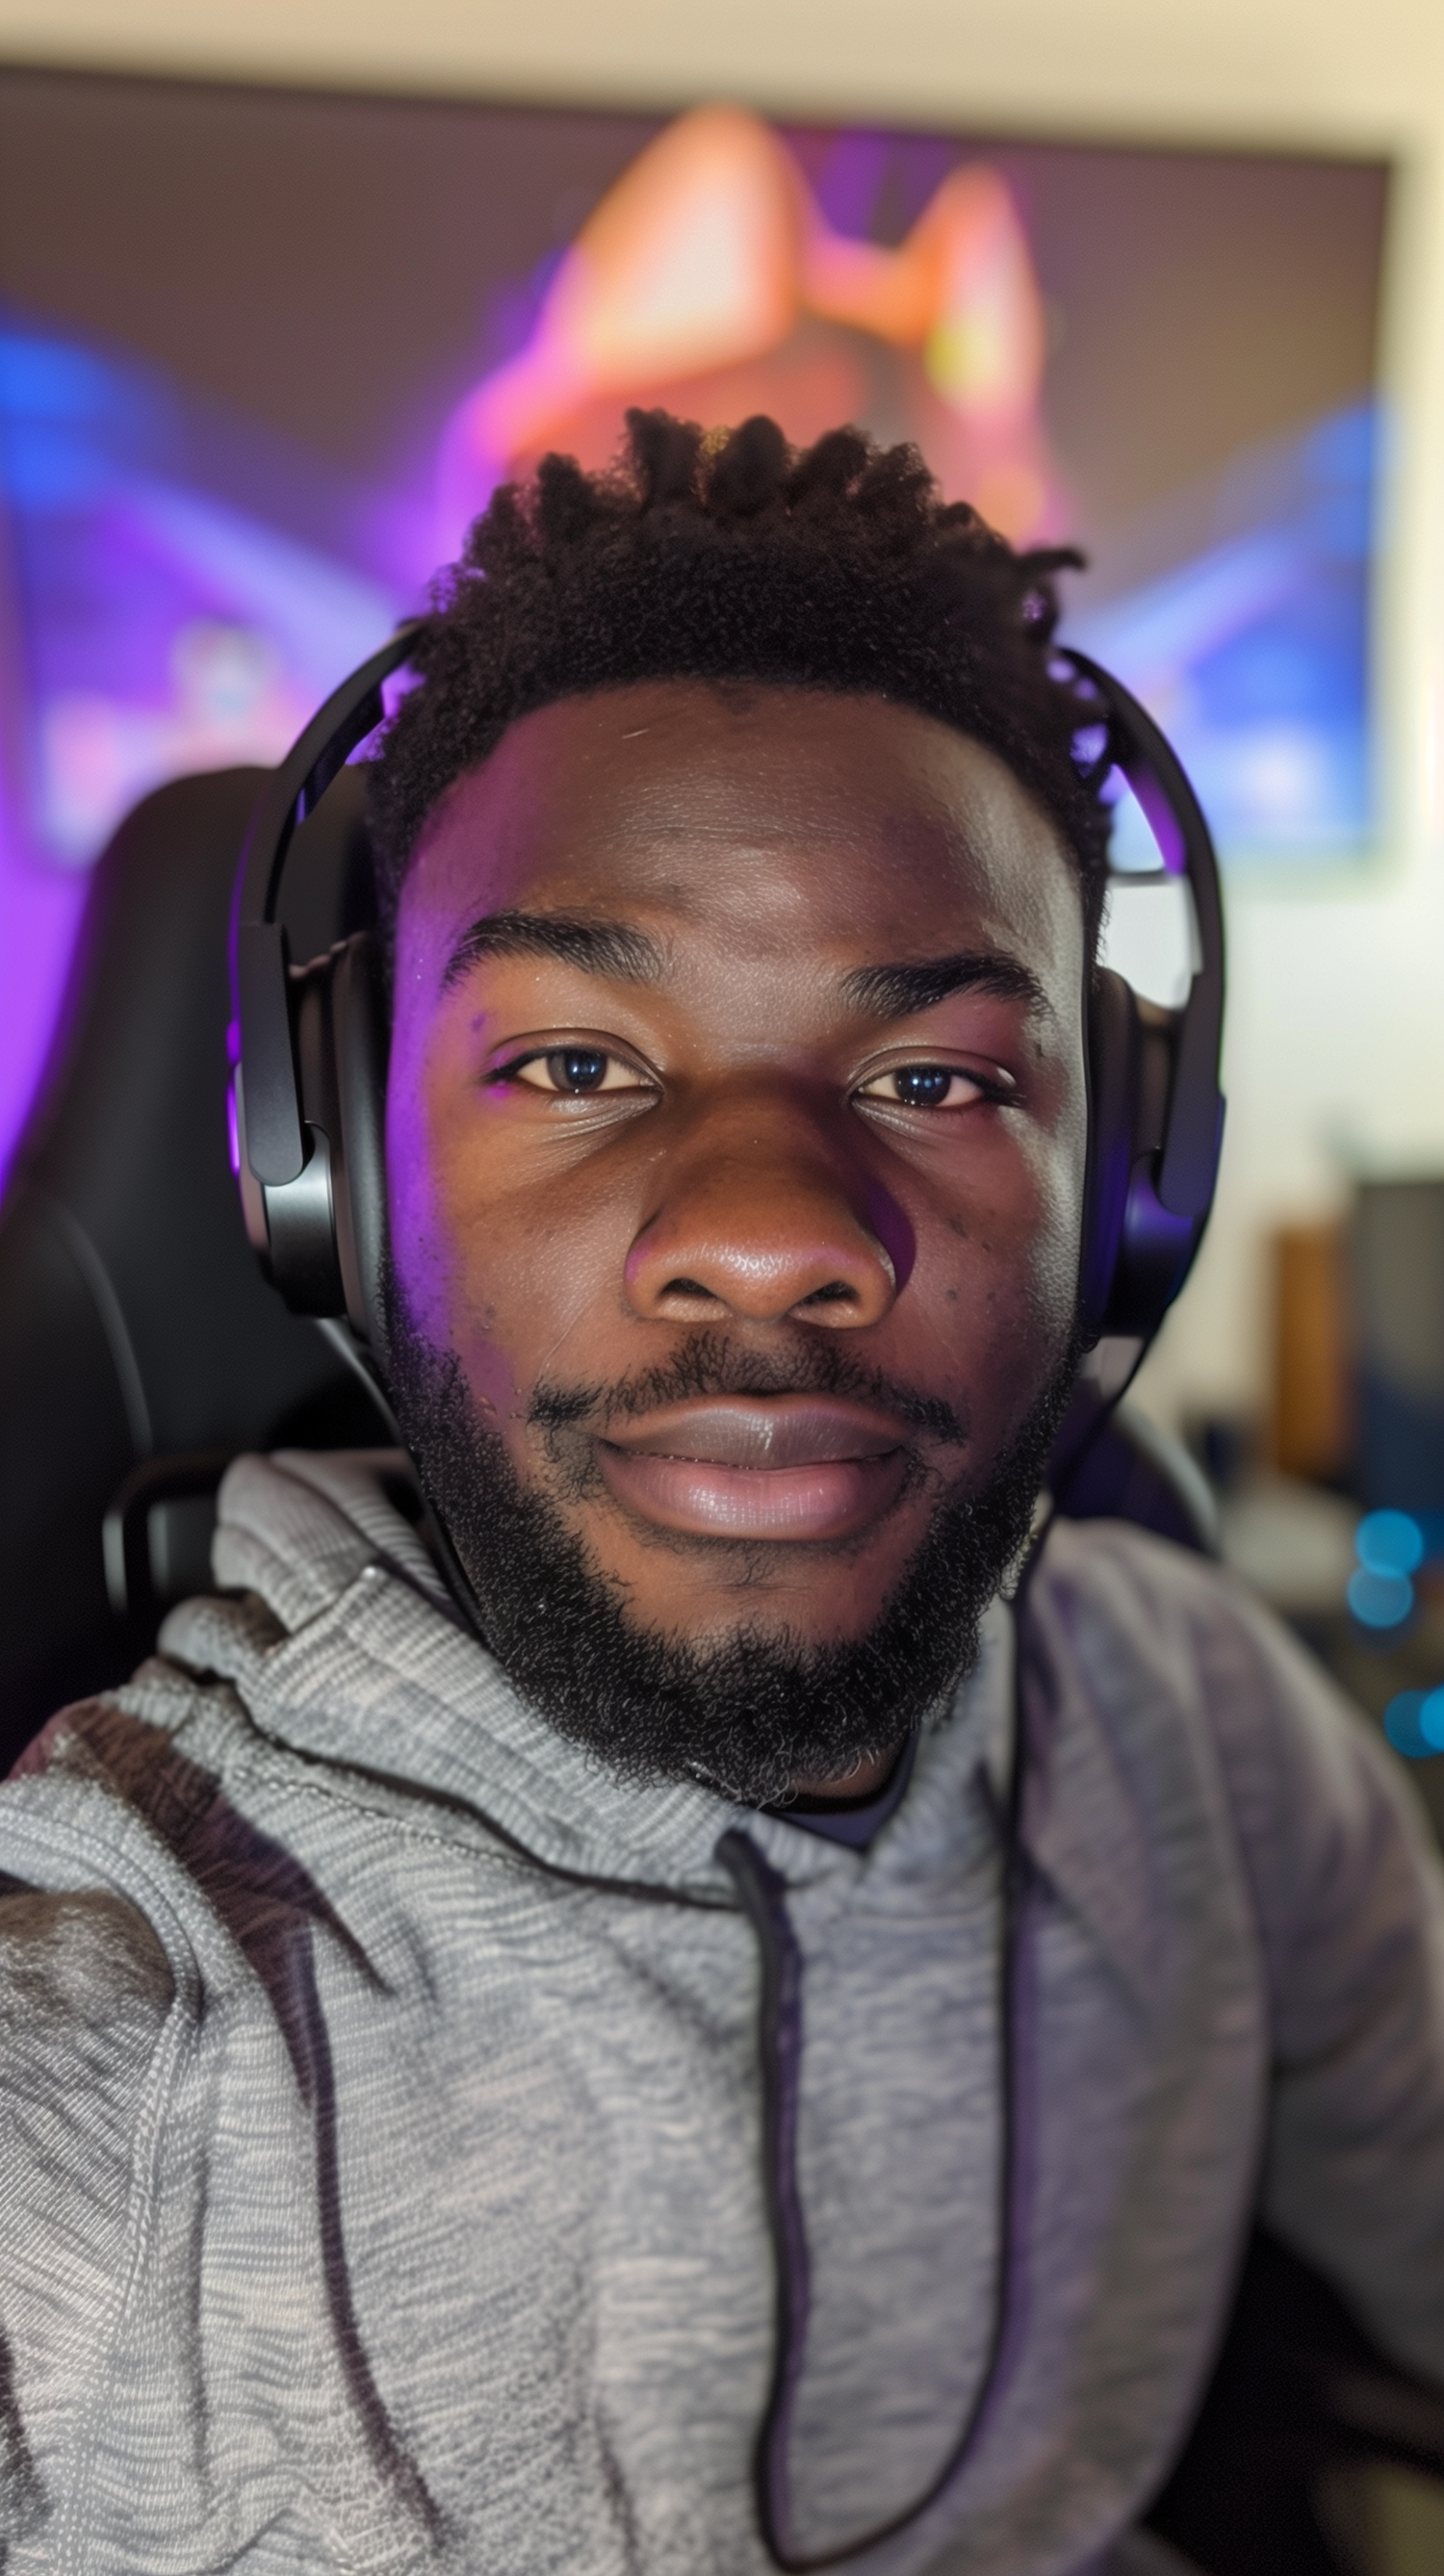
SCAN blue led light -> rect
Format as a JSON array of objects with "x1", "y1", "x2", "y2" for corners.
[
  {"x1": 1355, "y1": 1509, "x2": 1426, "y2": 1578},
  {"x1": 1348, "y1": 1567, "x2": 1415, "y2": 1629},
  {"x1": 1385, "y1": 1692, "x2": 1431, "y2": 1757},
  {"x1": 1383, "y1": 1690, "x2": 1444, "y2": 1759}
]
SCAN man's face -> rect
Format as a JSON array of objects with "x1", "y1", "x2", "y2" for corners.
[{"x1": 385, "y1": 681, "x2": 1088, "y2": 1793}]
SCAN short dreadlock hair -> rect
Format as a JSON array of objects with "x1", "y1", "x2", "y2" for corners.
[{"x1": 367, "y1": 409, "x2": 1111, "y2": 955}]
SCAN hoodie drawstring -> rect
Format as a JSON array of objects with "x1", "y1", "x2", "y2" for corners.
[
  {"x1": 715, "y1": 1830, "x2": 812, "y2": 2558},
  {"x1": 714, "y1": 1683, "x2": 1029, "y2": 2573}
]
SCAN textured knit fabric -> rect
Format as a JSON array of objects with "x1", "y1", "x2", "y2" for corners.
[{"x1": 2, "y1": 1447, "x2": 1443, "y2": 2575}]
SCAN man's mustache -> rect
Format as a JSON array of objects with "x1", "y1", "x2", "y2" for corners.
[{"x1": 526, "y1": 1330, "x2": 969, "y2": 1448}]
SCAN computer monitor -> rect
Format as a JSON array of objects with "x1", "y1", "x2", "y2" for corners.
[{"x1": 0, "y1": 67, "x2": 1390, "y2": 1168}]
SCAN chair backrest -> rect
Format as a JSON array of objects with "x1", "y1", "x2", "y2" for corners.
[{"x1": 0, "y1": 765, "x2": 382, "y2": 1765}]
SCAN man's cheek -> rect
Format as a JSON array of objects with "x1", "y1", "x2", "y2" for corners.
[
  {"x1": 389, "y1": 1043, "x2": 514, "y2": 1362},
  {"x1": 451, "y1": 1156, "x2": 616, "y2": 1344},
  {"x1": 1009, "y1": 1123, "x2": 1085, "y2": 1351},
  {"x1": 1025, "y1": 1195, "x2": 1085, "y2": 1351},
  {"x1": 952, "y1": 1151, "x2": 1077, "y2": 1343},
  {"x1": 941, "y1": 1183, "x2": 1078, "y2": 1455},
  {"x1": 442, "y1": 1193, "x2": 605, "y2": 1448}
]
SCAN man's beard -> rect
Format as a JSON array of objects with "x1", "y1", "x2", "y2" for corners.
[{"x1": 383, "y1": 1282, "x2": 1079, "y2": 1808}]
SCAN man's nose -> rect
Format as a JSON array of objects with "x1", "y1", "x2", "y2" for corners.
[{"x1": 624, "y1": 1110, "x2": 903, "y2": 1328}]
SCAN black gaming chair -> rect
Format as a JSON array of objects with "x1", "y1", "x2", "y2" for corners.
[
  {"x1": 0, "y1": 766, "x2": 386, "y2": 1762},
  {"x1": 0, "y1": 764, "x2": 1440, "y2": 2572}
]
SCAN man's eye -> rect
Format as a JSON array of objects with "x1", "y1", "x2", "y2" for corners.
[
  {"x1": 857, "y1": 1065, "x2": 990, "y2": 1111},
  {"x1": 506, "y1": 1048, "x2": 641, "y2": 1095}
]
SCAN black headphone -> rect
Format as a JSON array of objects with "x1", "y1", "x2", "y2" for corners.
[{"x1": 230, "y1": 631, "x2": 1224, "y2": 1379}]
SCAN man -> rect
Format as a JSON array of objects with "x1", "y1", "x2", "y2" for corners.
[{"x1": 2, "y1": 411, "x2": 1442, "y2": 2574}]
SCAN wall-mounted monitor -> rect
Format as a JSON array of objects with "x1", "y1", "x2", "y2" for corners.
[{"x1": 0, "y1": 67, "x2": 1389, "y2": 1162}]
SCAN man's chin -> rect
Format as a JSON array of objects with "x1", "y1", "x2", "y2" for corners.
[{"x1": 380, "y1": 1282, "x2": 1080, "y2": 1808}]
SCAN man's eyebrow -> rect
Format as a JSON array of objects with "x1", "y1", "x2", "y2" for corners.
[
  {"x1": 841, "y1": 951, "x2": 1050, "y2": 1020},
  {"x1": 442, "y1": 911, "x2": 665, "y2": 992}
]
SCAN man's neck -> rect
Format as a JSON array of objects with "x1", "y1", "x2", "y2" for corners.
[{"x1": 786, "y1": 1740, "x2": 905, "y2": 1804}]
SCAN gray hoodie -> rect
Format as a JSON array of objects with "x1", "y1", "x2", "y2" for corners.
[{"x1": 2, "y1": 1448, "x2": 1443, "y2": 2575}]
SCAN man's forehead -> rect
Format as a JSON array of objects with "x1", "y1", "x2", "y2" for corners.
[{"x1": 406, "y1": 680, "x2": 1082, "y2": 971}]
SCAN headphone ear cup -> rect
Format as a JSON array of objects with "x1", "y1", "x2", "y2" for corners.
[
  {"x1": 1082, "y1": 969, "x2": 1221, "y2": 1347},
  {"x1": 328, "y1": 931, "x2": 390, "y2": 1355},
  {"x1": 249, "y1": 956, "x2": 348, "y2": 1318},
  {"x1": 1079, "y1": 967, "x2": 1138, "y2": 1344},
  {"x1": 1106, "y1": 1077, "x2": 1211, "y2": 1342}
]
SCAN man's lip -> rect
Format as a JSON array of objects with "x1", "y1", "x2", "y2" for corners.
[
  {"x1": 599, "y1": 1396, "x2": 907, "y2": 1471},
  {"x1": 595, "y1": 1398, "x2": 910, "y2": 1542}
]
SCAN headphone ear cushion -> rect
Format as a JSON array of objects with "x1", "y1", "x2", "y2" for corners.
[
  {"x1": 1079, "y1": 967, "x2": 1138, "y2": 1344},
  {"x1": 251, "y1": 959, "x2": 348, "y2": 1318},
  {"x1": 328, "y1": 931, "x2": 391, "y2": 1355}
]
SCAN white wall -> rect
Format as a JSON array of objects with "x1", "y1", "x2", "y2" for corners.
[{"x1": 4, "y1": 0, "x2": 1444, "y2": 1430}]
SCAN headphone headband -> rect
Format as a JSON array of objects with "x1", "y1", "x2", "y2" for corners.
[{"x1": 1057, "y1": 647, "x2": 1225, "y2": 1223}]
